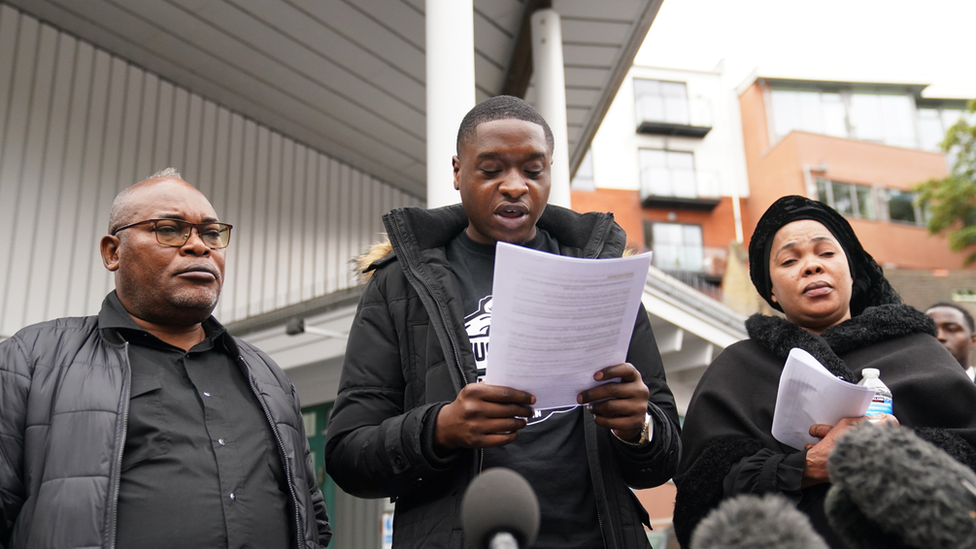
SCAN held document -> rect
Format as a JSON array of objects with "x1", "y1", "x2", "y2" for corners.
[{"x1": 483, "y1": 242, "x2": 652, "y2": 410}]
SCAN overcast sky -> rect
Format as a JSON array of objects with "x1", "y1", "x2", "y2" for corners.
[{"x1": 636, "y1": 0, "x2": 974, "y2": 96}]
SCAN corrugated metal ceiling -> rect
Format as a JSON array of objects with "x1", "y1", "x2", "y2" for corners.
[{"x1": 4, "y1": 0, "x2": 661, "y2": 197}]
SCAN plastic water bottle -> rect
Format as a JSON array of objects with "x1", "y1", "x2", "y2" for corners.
[{"x1": 857, "y1": 368, "x2": 893, "y2": 416}]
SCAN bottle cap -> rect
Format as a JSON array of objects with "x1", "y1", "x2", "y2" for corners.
[{"x1": 861, "y1": 368, "x2": 880, "y2": 378}]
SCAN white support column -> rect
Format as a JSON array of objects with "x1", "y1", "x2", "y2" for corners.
[
  {"x1": 530, "y1": 8, "x2": 571, "y2": 209},
  {"x1": 426, "y1": 0, "x2": 476, "y2": 208}
]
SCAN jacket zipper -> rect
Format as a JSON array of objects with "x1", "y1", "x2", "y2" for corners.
[
  {"x1": 108, "y1": 342, "x2": 131, "y2": 549},
  {"x1": 240, "y1": 354, "x2": 305, "y2": 547},
  {"x1": 597, "y1": 509, "x2": 608, "y2": 549},
  {"x1": 386, "y1": 218, "x2": 483, "y2": 474},
  {"x1": 585, "y1": 214, "x2": 614, "y2": 549}
]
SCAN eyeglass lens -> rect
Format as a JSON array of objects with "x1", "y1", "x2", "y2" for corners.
[{"x1": 154, "y1": 219, "x2": 231, "y2": 248}]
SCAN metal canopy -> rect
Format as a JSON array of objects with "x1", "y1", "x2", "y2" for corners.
[{"x1": 6, "y1": 0, "x2": 662, "y2": 198}]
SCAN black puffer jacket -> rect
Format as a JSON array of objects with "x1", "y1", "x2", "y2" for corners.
[
  {"x1": 325, "y1": 204, "x2": 681, "y2": 549},
  {"x1": 0, "y1": 294, "x2": 331, "y2": 549}
]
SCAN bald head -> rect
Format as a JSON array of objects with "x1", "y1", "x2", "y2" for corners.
[{"x1": 108, "y1": 168, "x2": 198, "y2": 234}]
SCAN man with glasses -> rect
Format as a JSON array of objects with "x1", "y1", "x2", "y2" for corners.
[{"x1": 0, "y1": 169, "x2": 331, "y2": 549}]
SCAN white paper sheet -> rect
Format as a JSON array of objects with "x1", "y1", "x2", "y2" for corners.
[
  {"x1": 483, "y1": 242, "x2": 652, "y2": 410},
  {"x1": 771, "y1": 348, "x2": 876, "y2": 450}
]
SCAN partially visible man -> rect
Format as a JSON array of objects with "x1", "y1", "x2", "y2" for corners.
[
  {"x1": 325, "y1": 96, "x2": 680, "y2": 549},
  {"x1": 0, "y1": 169, "x2": 331, "y2": 549},
  {"x1": 926, "y1": 302, "x2": 976, "y2": 380}
]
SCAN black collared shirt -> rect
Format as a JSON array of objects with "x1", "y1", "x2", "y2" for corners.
[{"x1": 101, "y1": 292, "x2": 292, "y2": 549}]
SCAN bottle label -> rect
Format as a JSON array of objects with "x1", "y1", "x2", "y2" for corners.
[{"x1": 866, "y1": 395, "x2": 893, "y2": 416}]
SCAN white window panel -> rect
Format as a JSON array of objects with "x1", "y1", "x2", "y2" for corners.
[
  {"x1": 634, "y1": 79, "x2": 689, "y2": 125},
  {"x1": 639, "y1": 149, "x2": 697, "y2": 198},
  {"x1": 648, "y1": 222, "x2": 704, "y2": 272}
]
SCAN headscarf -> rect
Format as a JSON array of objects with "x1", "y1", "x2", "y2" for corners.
[{"x1": 748, "y1": 195, "x2": 900, "y2": 318}]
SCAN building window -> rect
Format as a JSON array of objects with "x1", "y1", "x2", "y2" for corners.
[
  {"x1": 815, "y1": 178, "x2": 877, "y2": 220},
  {"x1": 769, "y1": 86, "x2": 928, "y2": 149},
  {"x1": 639, "y1": 149, "x2": 696, "y2": 198},
  {"x1": 771, "y1": 89, "x2": 847, "y2": 139},
  {"x1": 645, "y1": 222, "x2": 704, "y2": 272},
  {"x1": 634, "y1": 79, "x2": 689, "y2": 125},
  {"x1": 815, "y1": 178, "x2": 926, "y2": 226},
  {"x1": 848, "y1": 92, "x2": 917, "y2": 148},
  {"x1": 885, "y1": 189, "x2": 924, "y2": 225},
  {"x1": 572, "y1": 148, "x2": 596, "y2": 191},
  {"x1": 917, "y1": 106, "x2": 970, "y2": 151}
]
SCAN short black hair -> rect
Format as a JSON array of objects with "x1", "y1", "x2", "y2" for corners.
[
  {"x1": 927, "y1": 301, "x2": 975, "y2": 332},
  {"x1": 456, "y1": 95, "x2": 554, "y2": 155}
]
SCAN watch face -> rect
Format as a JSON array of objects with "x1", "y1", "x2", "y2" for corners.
[{"x1": 640, "y1": 412, "x2": 653, "y2": 444}]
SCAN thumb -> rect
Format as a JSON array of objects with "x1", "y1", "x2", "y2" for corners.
[{"x1": 809, "y1": 424, "x2": 832, "y2": 439}]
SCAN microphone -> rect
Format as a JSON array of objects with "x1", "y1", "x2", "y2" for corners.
[
  {"x1": 461, "y1": 467, "x2": 540, "y2": 549},
  {"x1": 690, "y1": 493, "x2": 829, "y2": 549},
  {"x1": 825, "y1": 423, "x2": 976, "y2": 549}
]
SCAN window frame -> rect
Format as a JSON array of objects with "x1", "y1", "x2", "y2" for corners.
[
  {"x1": 638, "y1": 148, "x2": 697, "y2": 199},
  {"x1": 633, "y1": 78, "x2": 691, "y2": 126},
  {"x1": 815, "y1": 177, "x2": 926, "y2": 227},
  {"x1": 644, "y1": 221, "x2": 705, "y2": 272}
]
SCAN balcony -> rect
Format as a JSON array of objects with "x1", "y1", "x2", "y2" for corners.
[
  {"x1": 640, "y1": 171, "x2": 722, "y2": 210},
  {"x1": 636, "y1": 96, "x2": 713, "y2": 138}
]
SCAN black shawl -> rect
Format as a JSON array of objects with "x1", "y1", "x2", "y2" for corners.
[{"x1": 673, "y1": 304, "x2": 976, "y2": 548}]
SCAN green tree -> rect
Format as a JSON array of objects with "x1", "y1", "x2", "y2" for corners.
[{"x1": 916, "y1": 98, "x2": 976, "y2": 264}]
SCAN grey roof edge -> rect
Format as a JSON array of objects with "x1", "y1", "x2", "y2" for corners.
[
  {"x1": 569, "y1": 0, "x2": 666, "y2": 176},
  {"x1": 225, "y1": 286, "x2": 363, "y2": 337}
]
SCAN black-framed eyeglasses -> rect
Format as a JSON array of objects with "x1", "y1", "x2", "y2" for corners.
[{"x1": 112, "y1": 218, "x2": 233, "y2": 249}]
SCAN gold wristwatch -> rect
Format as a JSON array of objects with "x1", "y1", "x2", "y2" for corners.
[{"x1": 613, "y1": 411, "x2": 653, "y2": 447}]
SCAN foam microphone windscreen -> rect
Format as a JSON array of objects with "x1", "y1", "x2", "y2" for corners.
[
  {"x1": 690, "y1": 493, "x2": 829, "y2": 549},
  {"x1": 825, "y1": 423, "x2": 976, "y2": 549},
  {"x1": 461, "y1": 467, "x2": 540, "y2": 549}
]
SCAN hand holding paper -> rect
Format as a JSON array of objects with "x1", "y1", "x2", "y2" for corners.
[
  {"x1": 578, "y1": 362, "x2": 651, "y2": 442},
  {"x1": 484, "y1": 242, "x2": 652, "y2": 410},
  {"x1": 434, "y1": 383, "x2": 536, "y2": 452},
  {"x1": 771, "y1": 348, "x2": 876, "y2": 451}
]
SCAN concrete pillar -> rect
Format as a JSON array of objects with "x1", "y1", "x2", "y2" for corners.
[
  {"x1": 425, "y1": 0, "x2": 476, "y2": 208},
  {"x1": 530, "y1": 8, "x2": 571, "y2": 209}
]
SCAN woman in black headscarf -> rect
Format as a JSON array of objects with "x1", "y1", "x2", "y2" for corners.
[{"x1": 671, "y1": 196, "x2": 976, "y2": 548}]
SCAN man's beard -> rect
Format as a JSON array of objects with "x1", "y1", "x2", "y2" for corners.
[{"x1": 118, "y1": 274, "x2": 221, "y2": 327}]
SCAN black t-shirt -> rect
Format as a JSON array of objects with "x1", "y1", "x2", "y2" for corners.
[{"x1": 445, "y1": 229, "x2": 604, "y2": 549}]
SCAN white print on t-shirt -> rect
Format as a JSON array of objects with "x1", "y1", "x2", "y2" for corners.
[
  {"x1": 464, "y1": 295, "x2": 576, "y2": 426},
  {"x1": 464, "y1": 296, "x2": 492, "y2": 380}
]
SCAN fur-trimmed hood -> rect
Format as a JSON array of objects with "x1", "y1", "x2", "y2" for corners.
[
  {"x1": 745, "y1": 304, "x2": 937, "y2": 382},
  {"x1": 356, "y1": 237, "x2": 393, "y2": 282}
]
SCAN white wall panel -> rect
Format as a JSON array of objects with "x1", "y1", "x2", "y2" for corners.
[{"x1": 0, "y1": 5, "x2": 422, "y2": 338}]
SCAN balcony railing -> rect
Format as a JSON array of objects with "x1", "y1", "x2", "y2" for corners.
[
  {"x1": 640, "y1": 171, "x2": 722, "y2": 210},
  {"x1": 660, "y1": 269, "x2": 723, "y2": 302},
  {"x1": 635, "y1": 97, "x2": 713, "y2": 138}
]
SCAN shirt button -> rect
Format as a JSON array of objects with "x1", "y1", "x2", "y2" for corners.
[
  {"x1": 218, "y1": 438, "x2": 226, "y2": 445},
  {"x1": 203, "y1": 392, "x2": 211, "y2": 397},
  {"x1": 229, "y1": 493, "x2": 236, "y2": 501}
]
